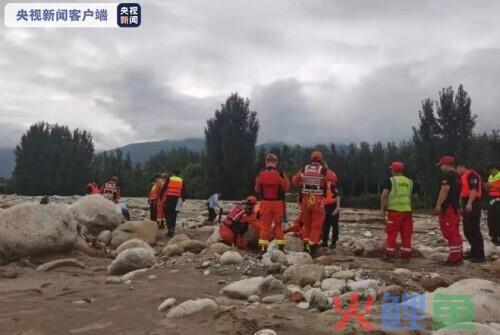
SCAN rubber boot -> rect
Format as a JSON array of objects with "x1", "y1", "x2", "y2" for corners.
[
  {"x1": 278, "y1": 244, "x2": 285, "y2": 252},
  {"x1": 309, "y1": 244, "x2": 319, "y2": 258}
]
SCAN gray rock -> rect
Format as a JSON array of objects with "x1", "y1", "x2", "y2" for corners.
[
  {"x1": 286, "y1": 252, "x2": 313, "y2": 265},
  {"x1": 115, "y1": 238, "x2": 155, "y2": 255},
  {"x1": 97, "y1": 230, "x2": 112, "y2": 245},
  {"x1": 70, "y1": 195, "x2": 123, "y2": 235},
  {"x1": 110, "y1": 220, "x2": 159, "y2": 248},
  {"x1": 433, "y1": 322, "x2": 500, "y2": 335},
  {"x1": 254, "y1": 330, "x2": 278, "y2": 335},
  {"x1": 36, "y1": 258, "x2": 85, "y2": 272},
  {"x1": 270, "y1": 250, "x2": 287, "y2": 264},
  {"x1": 167, "y1": 234, "x2": 190, "y2": 246},
  {"x1": 157, "y1": 298, "x2": 176, "y2": 312},
  {"x1": 0, "y1": 203, "x2": 77, "y2": 264},
  {"x1": 350, "y1": 238, "x2": 384, "y2": 257},
  {"x1": 220, "y1": 251, "x2": 244, "y2": 265},
  {"x1": 403, "y1": 278, "x2": 500, "y2": 324},
  {"x1": 108, "y1": 247, "x2": 156, "y2": 275},
  {"x1": 161, "y1": 239, "x2": 208, "y2": 257},
  {"x1": 201, "y1": 243, "x2": 232, "y2": 256},
  {"x1": 166, "y1": 298, "x2": 218, "y2": 318},
  {"x1": 347, "y1": 279, "x2": 379, "y2": 292},
  {"x1": 261, "y1": 294, "x2": 285, "y2": 304},
  {"x1": 331, "y1": 270, "x2": 355, "y2": 280},
  {"x1": 248, "y1": 295, "x2": 260, "y2": 302},
  {"x1": 222, "y1": 276, "x2": 284, "y2": 299},
  {"x1": 321, "y1": 278, "x2": 346, "y2": 292},
  {"x1": 309, "y1": 290, "x2": 330, "y2": 311},
  {"x1": 283, "y1": 264, "x2": 326, "y2": 286}
]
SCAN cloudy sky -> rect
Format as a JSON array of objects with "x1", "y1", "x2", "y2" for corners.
[{"x1": 1, "y1": 0, "x2": 500, "y2": 149}]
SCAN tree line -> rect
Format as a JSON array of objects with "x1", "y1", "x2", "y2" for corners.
[{"x1": 7, "y1": 85, "x2": 500, "y2": 208}]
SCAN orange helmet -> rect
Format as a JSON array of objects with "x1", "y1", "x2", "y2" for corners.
[
  {"x1": 111, "y1": 176, "x2": 118, "y2": 182},
  {"x1": 265, "y1": 153, "x2": 278, "y2": 163},
  {"x1": 246, "y1": 196, "x2": 257, "y2": 205},
  {"x1": 311, "y1": 151, "x2": 323, "y2": 162}
]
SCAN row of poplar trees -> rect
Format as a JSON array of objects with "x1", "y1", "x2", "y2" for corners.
[{"x1": 9, "y1": 85, "x2": 500, "y2": 208}]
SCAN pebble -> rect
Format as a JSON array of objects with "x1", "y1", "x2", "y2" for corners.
[{"x1": 157, "y1": 298, "x2": 176, "y2": 312}]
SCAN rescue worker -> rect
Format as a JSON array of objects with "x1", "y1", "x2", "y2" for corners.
[
  {"x1": 156, "y1": 173, "x2": 169, "y2": 229},
  {"x1": 321, "y1": 181, "x2": 341, "y2": 249},
  {"x1": 255, "y1": 153, "x2": 290, "y2": 252},
  {"x1": 434, "y1": 156, "x2": 463, "y2": 265},
  {"x1": 86, "y1": 179, "x2": 100, "y2": 195},
  {"x1": 380, "y1": 161, "x2": 413, "y2": 263},
  {"x1": 293, "y1": 151, "x2": 337, "y2": 257},
  {"x1": 486, "y1": 163, "x2": 500, "y2": 245},
  {"x1": 285, "y1": 211, "x2": 305, "y2": 238},
  {"x1": 101, "y1": 176, "x2": 120, "y2": 203},
  {"x1": 220, "y1": 196, "x2": 261, "y2": 249},
  {"x1": 148, "y1": 174, "x2": 161, "y2": 221},
  {"x1": 456, "y1": 162, "x2": 485, "y2": 262},
  {"x1": 207, "y1": 193, "x2": 222, "y2": 223},
  {"x1": 101, "y1": 176, "x2": 130, "y2": 220},
  {"x1": 165, "y1": 170, "x2": 185, "y2": 237}
]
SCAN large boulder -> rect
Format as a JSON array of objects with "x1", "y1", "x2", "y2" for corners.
[
  {"x1": 110, "y1": 220, "x2": 159, "y2": 248},
  {"x1": 0, "y1": 203, "x2": 77, "y2": 264},
  {"x1": 283, "y1": 264, "x2": 326, "y2": 286},
  {"x1": 222, "y1": 276, "x2": 284, "y2": 299},
  {"x1": 403, "y1": 278, "x2": 500, "y2": 324},
  {"x1": 107, "y1": 247, "x2": 156, "y2": 275},
  {"x1": 70, "y1": 195, "x2": 123, "y2": 235}
]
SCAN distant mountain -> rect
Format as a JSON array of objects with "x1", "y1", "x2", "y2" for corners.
[
  {"x1": 113, "y1": 138, "x2": 205, "y2": 163},
  {"x1": 0, "y1": 148, "x2": 15, "y2": 179}
]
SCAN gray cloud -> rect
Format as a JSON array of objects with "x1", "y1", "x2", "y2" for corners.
[{"x1": 1, "y1": 0, "x2": 500, "y2": 150}]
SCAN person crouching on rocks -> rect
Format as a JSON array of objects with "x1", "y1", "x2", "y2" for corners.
[{"x1": 220, "y1": 196, "x2": 261, "y2": 250}]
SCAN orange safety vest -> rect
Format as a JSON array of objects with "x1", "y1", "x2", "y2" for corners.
[
  {"x1": 149, "y1": 182, "x2": 159, "y2": 201},
  {"x1": 324, "y1": 181, "x2": 337, "y2": 205},
  {"x1": 102, "y1": 181, "x2": 117, "y2": 200},
  {"x1": 166, "y1": 176, "x2": 183, "y2": 197},
  {"x1": 460, "y1": 169, "x2": 482, "y2": 199},
  {"x1": 300, "y1": 164, "x2": 326, "y2": 196},
  {"x1": 489, "y1": 172, "x2": 500, "y2": 198}
]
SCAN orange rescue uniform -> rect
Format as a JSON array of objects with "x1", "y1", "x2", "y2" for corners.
[
  {"x1": 220, "y1": 203, "x2": 261, "y2": 249},
  {"x1": 293, "y1": 163, "x2": 337, "y2": 246},
  {"x1": 255, "y1": 167, "x2": 290, "y2": 249}
]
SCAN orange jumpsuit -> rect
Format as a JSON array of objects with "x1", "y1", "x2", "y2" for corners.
[
  {"x1": 255, "y1": 167, "x2": 290, "y2": 249},
  {"x1": 220, "y1": 204, "x2": 261, "y2": 249},
  {"x1": 293, "y1": 163, "x2": 337, "y2": 246},
  {"x1": 155, "y1": 178, "x2": 168, "y2": 228}
]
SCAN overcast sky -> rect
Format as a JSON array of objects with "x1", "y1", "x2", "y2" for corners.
[{"x1": 1, "y1": 0, "x2": 500, "y2": 149}]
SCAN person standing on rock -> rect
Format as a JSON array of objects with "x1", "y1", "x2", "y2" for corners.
[
  {"x1": 434, "y1": 156, "x2": 464, "y2": 266},
  {"x1": 457, "y1": 162, "x2": 485, "y2": 262},
  {"x1": 293, "y1": 151, "x2": 337, "y2": 257},
  {"x1": 486, "y1": 163, "x2": 500, "y2": 246},
  {"x1": 156, "y1": 173, "x2": 169, "y2": 229},
  {"x1": 148, "y1": 174, "x2": 161, "y2": 221},
  {"x1": 380, "y1": 161, "x2": 413, "y2": 263},
  {"x1": 321, "y1": 180, "x2": 341, "y2": 249},
  {"x1": 165, "y1": 170, "x2": 185, "y2": 237},
  {"x1": 207, "y1": 192, "x2": 222, "y2": 223},
  {"x1": 255, "y1": 153, "x2": 290, "y2": 253}
]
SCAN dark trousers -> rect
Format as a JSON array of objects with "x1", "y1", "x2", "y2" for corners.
[
  {"x1": 488, "y1": 200, "x2": 500, "y2": 243},
  {"x1": 322, "y1": 203, "x2": 339, "y2": 246},
  {"x1": 208, "y1": 207, "x2": 217, "y2": 222},
  {"x1": 150, "y1": 200, "x2": 158, "y2": 221},
  {"x1": 166, "y1": 197, "x2": 179, "y2": 233},
  {"x1": 462, "y1": 200, "x2": 485, "y2": 259}
]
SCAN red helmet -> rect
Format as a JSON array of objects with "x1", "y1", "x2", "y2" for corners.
[
  {"x1": 436, "y1": 156, "x2": 455, "y2": 166},
  {"x1": 246, "y1": 196, "x2": 257, "y2": 205},
  {"x1": 111, "y1": 176, "x2": 118, "y2": 182},
  {"x1": 311, "y1": 151, "x2": 323, "y2": 162},
  {"x1": 390, "y1": 161, "x2": 405, "y2": 172}
]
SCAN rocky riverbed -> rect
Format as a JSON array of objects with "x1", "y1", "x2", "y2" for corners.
[{"x1": 0, "y1": 194, "x2": 499, "y2": 335}]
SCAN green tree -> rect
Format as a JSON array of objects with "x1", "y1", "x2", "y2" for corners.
[
  {"x1": 12, "y1": 122, "x2": 94, "y2": 195},
  {"x1": 205, "y1": 93, "x2": 259, "y2": 199}
]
